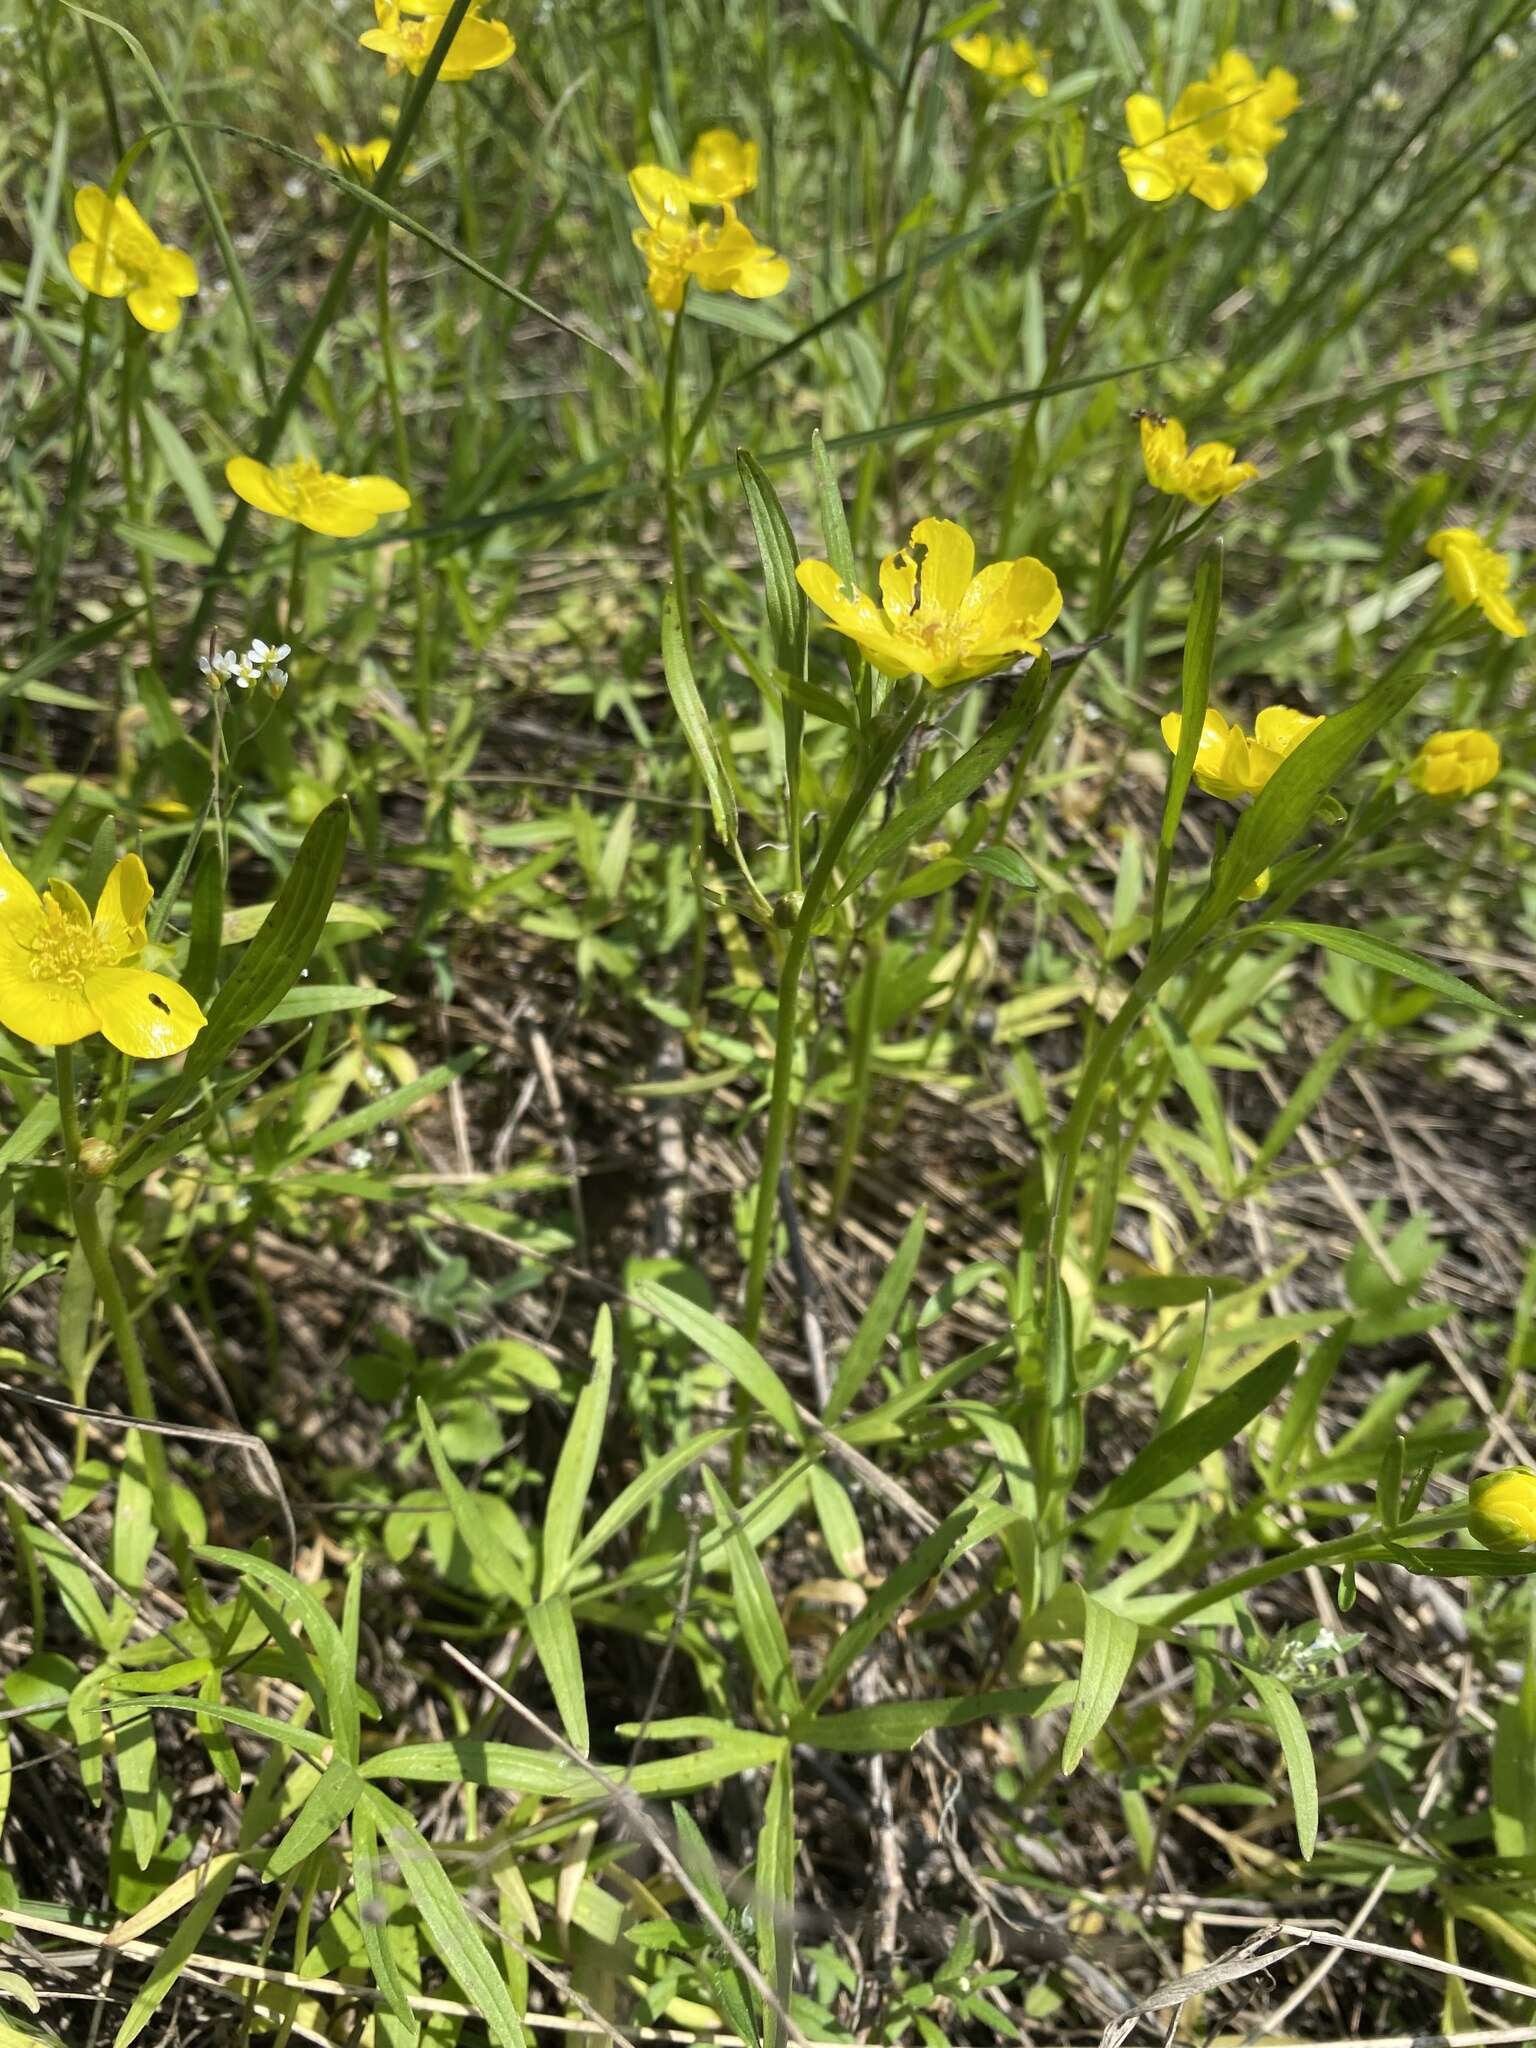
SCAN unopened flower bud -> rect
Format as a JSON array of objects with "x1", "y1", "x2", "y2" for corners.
[
  {"x1": 77, "y1": 1137, "x2": 117, "y2": 1180},
  {"x1": 1468, "y1": 1468, "x2": 1536, "y2": 1553}
]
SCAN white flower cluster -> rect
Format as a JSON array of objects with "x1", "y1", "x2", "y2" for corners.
[{"x1": 198, "y1": 639, "x2": 291, "y2": 694}]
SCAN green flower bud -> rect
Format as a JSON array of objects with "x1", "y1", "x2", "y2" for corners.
[
  {"x1": 1467, "y1": 1468, "x2": 1536, "y2": 1553},
  {"x1": 77, "y1": 1137, "x2": 117, "y2": 1180}
]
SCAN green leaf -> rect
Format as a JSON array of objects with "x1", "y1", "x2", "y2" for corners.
[
  {"x1": 828, "y1": 661, "x2": 1049, "y2": 912},
  {"x1": 570, "y1": 1427, "x2": 735, "y2": 1571},
  {"x1": 415, "y1": 1399, "x2": 534, "y2": 1606},
  {"x1": 823, "y1": 1207, "x2": 926, "y2": 1423},
  {"x1": 1264, "y1": 921, "x2": 1528, "y2": 1022},
  {"x1": 661, "y1": 589, "x2": 738, "y2": 846},
  {"x1": 803, "y1": 1500, "x2": 979, "y2": 1715},
  {"x1": 265, "y1": 1756, "x2": 362, "y2": 1878},
  {"x1": 1061, "y1": 1594, "x2": 1140, "y2": 1775},
  {"x1": 1249, "y1": 1670, "x2": 1319, "y2": 1859},
  {"x1": 793, "y1": 1682, "x2": 1075, "y2": 1753},
  {"x1": 364, "y1": 1787, "x2": 526, "y2": 2048},
  {"x1": 1079, "y1": 1343, "x2": 1300, "y2": 1523},
  {"x1": 0, "y1": 1097, "x2": 60, "y2": 1171},
  {"x1": 542, "y1": 1307, "x2": 613, "y2": 1597},
  {"x1": 196, "y1": 1548, "x2": 359, "y2": 1760},
  {"x1": 703, "y1": 1471, "x2": 800, "y2": 1722},
  {"x1": 810, "y1": 429, "x2": 856, "y2": 590},
  {"x1": 757, "y1": 1750, "x2": 796, "y2": 2048},
  {"x1": 737, "y1": 448, "x2": 807, "y2": 677},
  {"x1": 1150, "y1": 1006, "x2": 1234, "y2": 1195},
  {"x1": 525, "y1": 1594, "x2": 588, "y2": 1758},
  {"x1": 1153, "y1": 541, "x2": 1221, "y2": 938},
  {"x1": 351, "y1": 1796, "x2": 422, "y2": 2040},
  {"x1": 139, "y1": 400, "x2": 224, "y2": 549},
  {"x1": 359, "y1": 1740, "x2": 588, "y2": 1798},
  {"x1": 1216, "y1": 665, "x2": 1428, "y2": 908},
  {"x1": 633, "y1": 1282, "x2": 803, "y2": 1442}
]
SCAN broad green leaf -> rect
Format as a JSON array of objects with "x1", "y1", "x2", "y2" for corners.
[
  {"x1": 416, "y1": 1398, "x2": 534, "y2": 1606},
  {"x1": 1265, "y1": 920, "x2": 1527, "y2": 1022},
  {"x1": 1061, "y1": 1594, "x2": 1140, "y2": 1775},
  {"x1": 738, "y1": 448, "x2": 806, "y2": 677},
  {"x1": 703, "y1": 1470, "x2": 800, "y2": 1722},
  {"x1": 1079, "y1": 1343, "x2": 1300, "y2": 1523},
  {"x1": 823, "y1": 1207, "x2": 926, "y2": 1423},
  {"x1": 661, "y1": 590, "x2": 737, "y2": 846},
  {"x1": 365, "y1": 1786, "x2": 526, "y2": 2048},
  {"x1": 1249, "y1": 1670, "x2": 1319, "y2": 1859},
  {"x1": 633, "y1": 1282, "x2": 804, "y2": 1442},
  {"x1": 542, "y1": 1307, "x2": 613, "y2": 1596}
]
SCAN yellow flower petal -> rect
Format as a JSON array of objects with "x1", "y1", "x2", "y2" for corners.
[
  {"x1": 343, "y1": 476, "x2": 412, "y2": 515},
  {"x1": 127, "y1": 284, "x2": 183, "y2": 332},
  {"x1": 0, "y1": 857, "x2": 43, "y2": 932},
  {"x1": 156, "y1": 246, "x2": 199, "y2": 297},
  {"x1": 68, "y1": 239, "x2": 132, "y2": 298},
  {"x1": 93, "y1": 855, "x2": 152, "y2": 962},
  {"x1": 0, "y1": 927, "x2": 97, "y2": 1047},
  {"x1": 907, "y1": 518, "x2": 976, "y2": 617},
  {"x1": 1125, "y1": 94, "x2": 1168, "y2": 146},
  {"x1": 961, "y1": 555, "x2": 1062, "y2": 647},
  {"x1": 226, "y1": 456, "x2": 293, "y2": 521},
  {"x1": 1253, "y1": 706, "x2": 1323, "y2": 757},
  {"x1": 685, "y1": 128, "x2": 758, "y2": 202},
  {"x1": 796, "y1": 561, "x2": 927, "y2": 678},
  {"x1": 85, "y1": 967, "x2": 207, "y2": 1059}
]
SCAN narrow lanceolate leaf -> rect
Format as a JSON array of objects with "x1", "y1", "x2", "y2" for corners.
[
  {"x1": 1061, "y1": 1594, "x2": 1140, "y2": 1775},
  {"x1": 792, "y1": 1681, "x2": 1076, "y2": 1753},
  {"x1": 757, "y1": 1749, "x2": 796, "y2": 2048},
  {"x1": 738, "y1": 448, "x2": 807, "y2": 677},
  {"x1": 366, "y1": 1786, "x2": 527, "y2": 2048},
  {"x1": 1249, "y1": 1671, "x2": 1319, "y2": 1859},
  {"x1": 1080, "y1": 1343, "x2": 1301, "y2": 1523},
  {"x1": 703, "y1": 1470, "x2": 801, "y2": 1723},
  {"x1": 803, "y1": 1499, "x2": 979, "y2": 1716},
  {"x1": 810, "y1": 429, "x2": 857, "y2": 589},
  {"x1": 265, "y1": 1755, "x2": 362, "y2": 1878},
  {"x1": 352, "y1": 1795, "x2": 422, "y2": 2038},
  {"x1": 416, "y1": 1398, "x2": 534, "y2": 1606},
  {"x1": 661, "y1": 589, "x2": 738, "y2": 846},
  {"x1": 828, "y1": 658, "x2": 1050, "y2": 911},
  {"x1": 823, "y1": 1207, "x2": 926, "y2": 1424},
  {"x1": 197, "y1": 1546, "x2": 359, "y2": 1760},
  {"x1": 1215, "y1": 664, "x2": 1427, "y2": 907},
  {"x1": 525, "y1": 1594, "x2": 588, "y2": 1758},
  {"x1": 634, "y1": 1281, "x2": 804, "y2": 1442},
  {"x1": 542, "y1": 1307, "x2": 614, "y2": 1597},
  {"x1": 1264, "y1": 921, "x2": 1528, "y2": 1022}
]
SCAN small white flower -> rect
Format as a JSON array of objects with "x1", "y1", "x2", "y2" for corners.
[
  {"x1": 1326, "y1": 0, "x2": 1357, "y2": 18},
  {"x1": 1495, "y1": 30, "x2": 1518, "y2": 57},
  {"x1": 1370, "y1": 78, "x2": 1404, "y2": 111}
]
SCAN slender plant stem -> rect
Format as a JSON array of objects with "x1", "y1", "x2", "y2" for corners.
[
  {"x1": 117, "y1": 318, "x2": 160, "y2": 668},
  {"x1": 743, "y1": 690, "x2": 926, "y2": 1344},
  {"x1": 285, "y1": 527, "x2": 307, "y2": 643},
  {"x1": 375, "y1": 221, "x2": 430, "y2": 714},
  {"x1": 1161, "y1": 1506, "x2": 1465, "y2": 1628},
  {"x1": 827, "y1": 923, "x2": 884, "y2": 1223},
  {"x1": 173, "y1": 0, "x2": 480, "y2": 682}
]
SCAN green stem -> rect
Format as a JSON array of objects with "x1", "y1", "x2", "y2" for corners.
[
  {"x1": 742, "y1": 690, "x2": 926, "y2": 1343},
  {"x1": 827, "y1": 923, "x2": 884, "y2": 1223},
  {"x1": 375, "y1": 222, "x2": 430, "y2": 718},
  {"x1": 1161, "y1": 1506, "x2": 1464, "y2": 1629},
  {"x1": 662, "y1": 293, "x2": 691, "y2": 652},
  {"x1": 118, "y1": 318, "x2": 160, "y2": 668},
  {"x1": 285, "y1": 528, "x2": 307, "y2": 642},
  {"x1": 173, "y1": 0, "x2": 480, "y2": 683},
  {"x1": 55, "y1": 1046, "x2": 182, "y2": 1556}
]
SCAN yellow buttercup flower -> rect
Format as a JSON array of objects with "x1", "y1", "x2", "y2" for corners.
[
  {"x1": 675, "y1": 128, "x2": 759, "y2": 203},
  {"x1": 1197, "y1": 50, "x2": 1299, "y2": 159},
  {"x1": 796, "y1": 517, "x2": 1061, "y2": 690},
  {"x1": 1468, "y1": 1469, "x2": 1536, "y2": 1553},
  {"x1": 628, "y1": 167, "x2": 788, "y2": 314},
  {"x1": 1407, "y1": 729, "x2": 1500, "y2": 799},
  {"x1": 950, "y1": 31, "x2": 1049, "y2": 96},
  {"x1": 1139, "y1": 413, "x2": 1258, "y2": 504},
  {"x1": 1445, "y1": 243, "x2": 1480, "y2": 277},
  {"x1": 1161, "y1": 705, "x2": 1324, "y2": 804},
  {"x1": 359, "y1": 0, "x2": 514, "y2": 80},
  {"x1": 1426, "y1": 527, "x2": 1526, "y2": 638},
  {"x1": 316, "y1": 133, "x2": 393, "y2": 180},
  {"x1": 1118, "y1": 92, "x2": 1263, "y2": 212},
  {"x1": 225, "y1": 456, "x2": 410, "y2": 539},
  {"x1": 67, "y1": 185, "x2": 198, "y2": 334},
  {"x1": 0, "y1": 855, "x2": 205, "y2": 1057}
]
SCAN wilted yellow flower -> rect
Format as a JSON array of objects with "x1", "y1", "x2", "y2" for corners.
[
  {"x1": 1445, "y1": 242, "x2": 1480, "y2": 277},
  {"x1": 225, "y1": 456, "x2": 410, "y2": 539},
  {"x1": 796, "y1": 517, "x2": 1061, "y2": 690},
  {"x1": 628, "y1": 166, "x2": 788, "y2": 313},
  {"x1": 675, "y1": 128, "x2": 759, "y2": 203},
  {"x1": 1427, "y1": 527, "x2": 1526, "y2": 638},
  {"x1": 1407, "y1": 729, "x2": 1500, "y2": 799},
  {"x1": 1161, "y1": 705, "x2": 1324, "y2": 804},
  {"x1": 1196, "y1": 50, "x2": 1299, "y2": 159},
  {"x1": 0, "y1": 854, "x2": 205, "y2": 1057},
  {"x1": 67, "y1": 185, "x2": 198, "y2": 334},
  {"x1": 950, "y1": 31, "x2": 1049, "y2": 96},
  {"x1": 316, "y1": 133, "x2": 393, "y2": 180},
  {"x1": 1468, "y1": 1469, "x2": 1536, "y2": 1553},
  {"x1": 359, "y1": 0, "x2": 514, "y2": 80},
  {"x1": 1118, "y1": 93, "x2": 1264, "y2": 211},
  {"x1": 1139, "y1": 413, "x2": 1258, "y2": 504}
]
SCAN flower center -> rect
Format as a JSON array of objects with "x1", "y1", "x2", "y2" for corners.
[{"x1": 29, "y1": 898, "x2": 108, "y2": 989}]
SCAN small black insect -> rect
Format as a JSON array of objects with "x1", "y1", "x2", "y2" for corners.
[{"x1": 148, "y1": 993, "x2": 170, "y2": 1014}]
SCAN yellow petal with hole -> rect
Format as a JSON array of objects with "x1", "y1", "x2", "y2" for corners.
[
  {"x1": 85, "y1": 968, "x2": 206, "y2": 1060},
  {"x1": 796, "y1": 562, "x2": 927, "y2": 678},
  {"x1": 907, "y1": 519, "x2": 976, "y2": 617}
]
